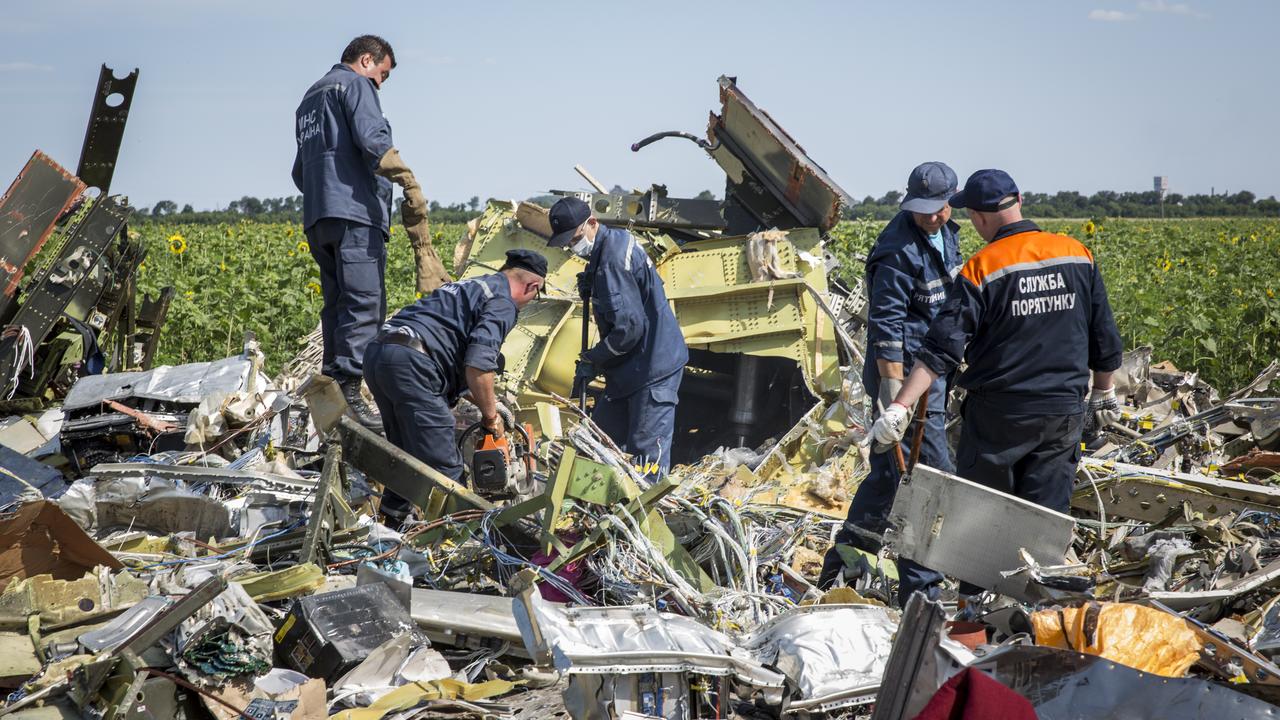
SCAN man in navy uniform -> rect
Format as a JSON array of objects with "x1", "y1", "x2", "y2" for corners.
[
  {"x1": 363, "y1": 249, "x2": 547, "y2": 523},
  {"x1": 818, "y1": 162, "x2": 964, "y2": 607},
  {"x1": 293, "y1": 34, "x2": 445, "y2": 431},
  {"x1": 549, "y1": 197, "x2": 688, "y2": 480},
  {"x1": 871, "y1": 169, "x2": 1123, "y2": 604}
]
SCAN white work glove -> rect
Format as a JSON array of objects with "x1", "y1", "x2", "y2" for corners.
[
  {"x1": 871, "y1": 402, "x2": 911, "y2": 447},
  {"x1": 878, "y1": 377, "x2": 903, "y2": 415},
  {"x1": 1089, "y1": 386, "x2": 1121, "y2": 429},
  {"x1": 869, "y1": 377, "x2": 906, "y2": 454}
]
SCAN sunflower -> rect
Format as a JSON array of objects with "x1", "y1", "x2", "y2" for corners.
[
  {"x1": 167, "y1": 233, "x2": 187, "y2": 255},
  {"x1": 1083, "y1": 220, "x2": 1096, "y2": 239},
  {"x1": 296, "y1": 240, "x2": 310, "y2": 253},
  {"x1": 306, "y1": 281, "x2": 322, "y2": 294}
]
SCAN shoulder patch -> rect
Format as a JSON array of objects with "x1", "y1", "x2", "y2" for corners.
[{"x1": 960, "y1": 231, "x2": 1093, "y2": 288}]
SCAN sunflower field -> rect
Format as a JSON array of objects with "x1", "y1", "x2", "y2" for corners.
[
  {"x1": 135, "y1": 221, "x2": 469, "y2": 370},
  {"x1": 135, "y1": 217, "x2": 1280, "y2": 390},
  {"x1": 828, "y1": 217, "x2": 1280, "y2": 390}
]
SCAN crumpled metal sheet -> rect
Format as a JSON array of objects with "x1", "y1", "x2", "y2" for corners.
[
  {"x1": 331, "y1": 634, "x2": 452, "y2": 708},
  {"x1": 62, "y1": 355, "x2": 267, "y2": 411},
  {"x1": 972, "y1": 644, "x2": 1279, "y2": 719},
  {"x1": 516, "y1": 588, "x2": 906, "y2": 711},
  {"x1": 514, "y1": 590, "x2": 785, "y2": 689},
  {"x1": 57, "y1": 473, "x2": 232, "y2": 539},
  {"x1": 745, "y1": 604, "x2": 898, "y2": 712}
]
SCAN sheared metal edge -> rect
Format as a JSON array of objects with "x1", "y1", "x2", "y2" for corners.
[
  {"x1": 972, "y1": 644, "x2": 1279, "y2": 718},
  {"x1": 411, "y1": 588, "x2": 522, "y2": 645},
  {"x1": 78, "y1": 596, "x2": 171, "y2": 653},
  {"x1": 76, "y1": 65, "x2": 138, "y2": 195},
  {"x1": 1148, "y1": 556, "x2": 1280, "y2": 610},
  {"x1": 869, "y1": 593, "x2": 970, "y2": 720},
  {"x1": 886, "y1": 464, "x2": 1074, "y2": 603},
  {"x1": 62, "y1": 355, "x2": 261, "y2": 410},
  {"x1": 709, "y1": 75, "x2": 852, "y2": 233},
  {"x1": 0, "y1": 151, "x2": 86, "y2": 302}
]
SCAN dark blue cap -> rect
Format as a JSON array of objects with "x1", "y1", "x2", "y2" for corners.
[
  {"x1": 900, "y1": 162, "x2": 957, "y2": 214},
  {"x1": 949, "y1": 169, "x2": 1020, "y2": 212},
  {"x1": 548, "y1": 196, "x2": 591, "y2": 248},
  {"x1": 503, "y1": 248, "x2": 548, "y2": 278}
]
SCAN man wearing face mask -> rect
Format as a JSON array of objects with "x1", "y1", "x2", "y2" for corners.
[
  {"x1": 818, "y1": 162, "x2": 963, "y2": 607},
  {"x1": 548, "y1": 197, "x2": 688, "y2": 481},
  {"x1": 363, "y1": 249, "x2": 547, "y2": 524},
  {"x1": 293, "y1": 34, "x2": 448, "y2": 433},
  {"x1": 871, "y1": 169, "x2": 1123, "y2": 610}
]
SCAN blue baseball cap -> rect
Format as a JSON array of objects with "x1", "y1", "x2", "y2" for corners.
[
  {"x1": 900, "y1": 162, "x2": 958, "y2": 214},
  {"x1": 548, "y1": 196, "x2": 591, "y2": 248},
  {"x1": 503, "y1": 248, "x2": 548, "y2": 278},
  {"x1": 948, "y1": 169, "x2": 1021, "y2": 212}
]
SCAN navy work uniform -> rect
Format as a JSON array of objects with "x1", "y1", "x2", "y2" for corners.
[
  {"x1": 820, "y1": 210, "x2": 963, "y2": 603},
  {"x1": 363, "y1": 272, "x2": 518, "y2": 516},
  {"x1": 916, "y1": 218, "x2": 1123, "y2": 512},
  {"x1": 581, "y1": 225, "x2": 689, "y2": 479},
  {"x1": 915, "y1": 218, "x2": 1123, "y2": 591},
  {"x1": 292, "y1": 63, "x2": 394, "y2": 382}
]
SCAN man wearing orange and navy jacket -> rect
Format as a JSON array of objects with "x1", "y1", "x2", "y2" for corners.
[{"x1": 870, "y1": 169, "x2": 1124, "y2": 599}]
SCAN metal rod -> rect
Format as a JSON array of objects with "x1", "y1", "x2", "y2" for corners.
[
  {"x1": 579, "y1": 297, "x2": 591, "y2": 414},
  {"x1": 573, "y1": 164, "x2": 608, "y2": 193},
  {"x1": 907, "y1": 388, "x2": 930, "y2": 473}
]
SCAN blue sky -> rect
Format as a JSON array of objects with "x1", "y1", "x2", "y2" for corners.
[{"x1": 0, "y1": 1, "x2": 1273, "y2": 210}]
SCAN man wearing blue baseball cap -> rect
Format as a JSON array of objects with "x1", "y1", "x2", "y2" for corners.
[
  {"x1": 870, "y1": 169, "x2": 1123, "y2": 608},
  {"x1": 549, "y1": 196, "x2": 688, "y2": 481},
  {"x1": 818, "y1": 162, "x2": 963, "y2": 606},
  {"x1": 362, "y1": 249, "x2": 546, "y2": 524}
]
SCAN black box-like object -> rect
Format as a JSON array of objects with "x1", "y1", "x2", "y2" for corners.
[{"x1": 274, "y1": 583, "x2": 424, "y2": 682}]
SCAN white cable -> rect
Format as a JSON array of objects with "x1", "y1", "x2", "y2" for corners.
[{"x1": 5, "y1": 326, "x2": 34, "y2": 400}]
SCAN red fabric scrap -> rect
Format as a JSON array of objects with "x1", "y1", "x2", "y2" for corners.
[{"x1": 910, "y1": 667, "x2": 1037, "y2": 720}]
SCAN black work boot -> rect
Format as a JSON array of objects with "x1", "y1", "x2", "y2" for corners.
[{"x1": 339, "y1": 376, "x2": 383, "y2": 433}]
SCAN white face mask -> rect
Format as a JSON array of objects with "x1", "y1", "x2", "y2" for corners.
[{"x1": 570, "y1": 235, "x2": 594, "y2": 259}]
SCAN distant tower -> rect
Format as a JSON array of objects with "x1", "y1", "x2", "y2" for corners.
[{"x1": 1154, "y1": 176, "x2": 1169, "y2": 218}]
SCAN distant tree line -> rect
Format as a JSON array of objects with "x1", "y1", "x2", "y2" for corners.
[
  {"x1": 845, "y1": 189, "x2": 1280, "y2": 220},
  {"x1": 133, "y1": 188, "x2": 1280, "y2": 225},
  {"x1": 132, "y1": 195, "x2": 490, "y2": 225}
]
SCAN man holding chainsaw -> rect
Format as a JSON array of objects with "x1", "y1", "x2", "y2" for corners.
[
  {"x1": 292, "y1": 34, "x2": 450, "y2": 432},
  {"x1": 549, "y1": 197, "x2": 688, "y2": 481},
  {"x1": 870, "y1": 169, "x2": 1123, "y2": 605},
  {"x1": 363, "y1": 248, "x2": 547, "y2": 524},
  {"x1": 818, "y1": 162, "x2": 963, "y2": 606}
]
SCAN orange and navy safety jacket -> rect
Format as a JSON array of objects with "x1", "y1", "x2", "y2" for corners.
[{"x1": 914, "y1": 220, "x2": 1123, "y2": 415}]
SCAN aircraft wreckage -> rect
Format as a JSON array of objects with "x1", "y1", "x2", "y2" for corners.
[{"x1": 0, "y1": 69, "x2": 1277, "y2": 719}]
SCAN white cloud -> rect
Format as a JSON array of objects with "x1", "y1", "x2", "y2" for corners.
[
  {"x1": 1138, "y1": 1, "x2": 1208, "y2": 18},
  {"x1": 0, "y1": 62, "x2": 52, "y2": 72},
  {"x1": 1088, "y1": 9, "x2": 1136, "y2": 21}
]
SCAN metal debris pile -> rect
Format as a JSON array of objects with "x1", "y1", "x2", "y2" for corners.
[{"x1": 0, "y1": 68, "x2": 1277, "y2": 720}]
